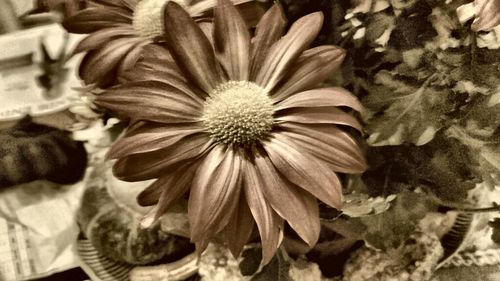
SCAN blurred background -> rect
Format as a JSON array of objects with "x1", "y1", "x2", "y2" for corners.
[{"x1": 0, "y1": 1, "x2": 90, "y2": 280}]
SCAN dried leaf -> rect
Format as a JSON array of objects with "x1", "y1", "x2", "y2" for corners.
[{"x1": 341, "y1": 193, "x2": 397, "y2": 217}]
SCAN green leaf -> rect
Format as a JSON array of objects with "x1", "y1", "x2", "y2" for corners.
[
  {"x1": 446, "y1": 124, "x2": 500, "y2": 186},
  {"x1": 341, "y1": 193, "x2": 397, "y2": 217},
  {"x1": 362, "y1": 134, "x2": 480, "y2": 202},
  {"x1": 359, "y1": 191, "x2": 435, "y2": 250},
  {"x1": 364, "y1": 71, "x2": 451, "y2": 146},
  {"x1": 251, "y1": 249, "x2": 291, "y2": 281},
  {"x1": 239, "y1": 247, "x2": 262, "y2": 276}
]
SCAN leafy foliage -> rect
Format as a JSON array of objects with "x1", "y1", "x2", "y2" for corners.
[
  {"x1": 362, "y1": 134, "x2": 480, "y2": 202},
  {"x1": 341, "y1": 193, "x2": 396, "y2": 217},
  {"x1": 239, "y1": 247, "x2": 262, "y2": 276},
  {"x1": 251, "y1": 249, "x2": 291, "y2": 281},
  {"x1": 358, "y1": 191, "x2": 436, "y2": 250}
]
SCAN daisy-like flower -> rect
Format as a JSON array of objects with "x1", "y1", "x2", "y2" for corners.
[
  {"x1": 62, "y1": 0, "x2": 266, "y2": 86},
  {"x1": 95, "y1": 0, "x2": 367, "y2": 264}
]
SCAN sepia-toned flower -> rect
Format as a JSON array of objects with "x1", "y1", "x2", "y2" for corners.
[
  {"x1": 95, "y1": 0, "x2": 366, "y2": 264},
  {"x1": 62, "y1": 0, "x2": 265, "y2": 86},
  {"x1": 472, "y1": 0, "x2": 500, "y2": 31}
]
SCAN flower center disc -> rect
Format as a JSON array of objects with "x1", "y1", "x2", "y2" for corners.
[
  {"x1": 203, "y1": 81, "x2": 274, "y2": 146},
  {"x1": 133, "y1": 0, "x2": 187, "y2": 40}
]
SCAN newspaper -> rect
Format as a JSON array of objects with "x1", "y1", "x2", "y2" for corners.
[
  {"x1": 0, "y1": 21, "x2": 87, "y2": 281},
  {"x1": 0, "y1": 180, "x2": 86, "y2": 281}
]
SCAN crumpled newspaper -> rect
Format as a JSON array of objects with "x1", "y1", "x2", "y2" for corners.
[
  {"x1": 0, "y1": 17, "x2": 88, "y2": 280},
  {"x1": 0, "y1": 179, "x2": 86, "y2": 281}
]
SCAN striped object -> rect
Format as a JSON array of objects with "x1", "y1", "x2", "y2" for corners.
[
  {"x1": 0, "y1": 116, "x2": 87, "y2": 188},
  {"x1": 437, "y1": 212, "x2": 474, "y2": 268},
  {"x1": 77, "y1": 238, "x2": 134, "y2": 281}
]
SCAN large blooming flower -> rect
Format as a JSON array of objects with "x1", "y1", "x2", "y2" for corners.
[
  {"x1": 95, "y1": 0, "x2": 367, "y2": 263},
  {"x1": 62, "y1": 0, "x2": 265, "y2": 86}
]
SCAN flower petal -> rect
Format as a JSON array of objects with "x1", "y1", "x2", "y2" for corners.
[
  {"x1": 139, "y1": 163, "x2": 199, "y2": 227},
  {"x1": 254, "y1": 152, "x2": 320, "y2": 248},
  {"x1": 243, "y1": 156, "x2": 284, "y2": 265},
  {"x1": 113, "y1": 134, "x2": 213, "y2": 181},
  {"x1": 163, "y1": 2, "x2": 223, "y2": 93},
  {"x1": 107, "y1": 122, "x2": 204, "y2": 159},
  {"x1": 136, "y1": 180, "x2": 163, "y2": 206},
  {"x1": 95, "y1": 81, "x2": 203, "y2": 123},
  {"x1": 224, "y1": 194, "x2": 255, "y2": 258},
  {"x1": 213, "y1": 0, "x2": 251, "y2": 80},
  {"x1": 89, "y1": 0, "x2": 137, "y2": 10},
  {"x1": 79, "y1": 37, "x2": 139, "y2": 85},
  {"x1": 254, "y1": 12, "x2": 323, "y2": 91},
  {"x1": 195, "y1": 239, "x2": 210, "y2": 256},
  {"x1": 272, "y1": 46, "x2": 346, "y2": 101},
  {"x1": 275, "y1": 87, "x2": 364, "y2": 114},
  {"x1": 63, "y1": 7, "x2": 131, "y2": 33},
  {"x1": 72, "y1": 26, "x2": 135, "y2": 54},
  {"x1": 117, "y1": 42, "x2": 148, "y2": 73},
  {"x1": 275, "y1": 107, "x2": 363, "y2": 132},
  {"x1": 118, "y1": 45, "x2": 192, "y2": 86},
  {"x1": 187, "y1": 0, "x2": 261, "y2": 16},
  {"x1": 472, "y1": 0, "x2": 500, "y2": 31},
  {"x1": 199, "y1": 22, "x2": 214, "y2": 45},
  {"x1": 249, "y1": 3, "x2": 286, "y2": 80},
  {"x1": 278, "y1": 122, "x2": 367, "y2": 173},
  {"x1": 231, "y1": 1, "x2": 268, "y2": 27},
  {"x1": 189, "y1": 146, "x2": 242, "y2": 242},
  {"x1": 263, "y1": 133, "x2": 342, "y2": 208}
]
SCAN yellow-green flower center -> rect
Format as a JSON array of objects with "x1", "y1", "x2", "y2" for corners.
[
  {"x1": 202, "y1": 81, "x2": 274, "y2": 146},
  {"x1": 132, "y1": 0, "x2": 187, "y2": 40}
]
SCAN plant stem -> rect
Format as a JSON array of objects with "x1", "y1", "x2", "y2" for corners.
[{"x1": 445, "y1": 205, "x2": 500, "y2": 213}]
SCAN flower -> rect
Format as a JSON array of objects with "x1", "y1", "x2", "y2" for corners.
[
  {"x1": 95, "y1": 0, "x2": 367, "y2": 264},
  {"x1": 472, "y1": 0, "x2": 500, "y2": 31},
  {"x1": 62, "y1": 0, "x2": 266, "y2": 87}
]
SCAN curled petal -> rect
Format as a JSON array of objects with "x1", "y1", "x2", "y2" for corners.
[
  {"x1": 255, "y1": 12, "x2": 323, "y2": 91},
  {"x1": 79, "y1": 37, "x2": 140, "y2": 86},
  {"x1": 275, "y1": 87, "x2": 364, "y2": 114},
  {"x1": 272, "y1": 46, "x2": 346, "y2": 101},
  {"x1": 199, "y1": 22, "x2": 214, "y2": 45},
  {"x1": 263, "y1": 133, "x2": 342, "y2": 208},
  {"x1": 136, "y1": 181, "x2": 163, "y2": 207},
  {"x1": 117, "y1": 46, "x2": 194, "y2": 95},
  {"x1": 117, "y1": 42, "x2": 148, "y2": 73},
  {"x1": 139, "y1": 162, "x2": 199, "y2": 227},
  {"x1": 254, "y1": 152, "x2": 320, "y2": 248},
  {"x1": 118, "y1": 46, "x2": 194, "y2": 92},
  {"x1": 163, "y1": 2, "x2": 223, "y2": 93},
  {"x1": 189, "y1": 147, "x2": 242, "y2": 242}
]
